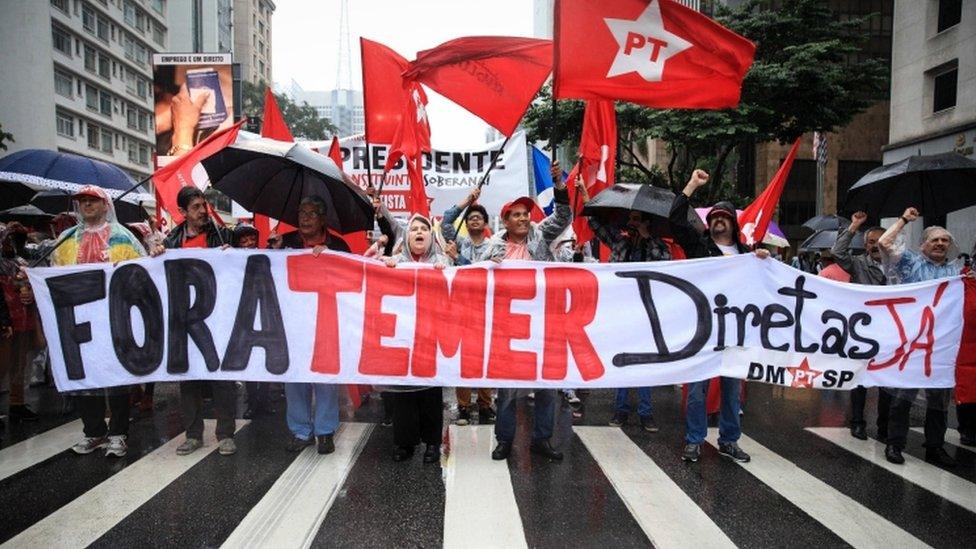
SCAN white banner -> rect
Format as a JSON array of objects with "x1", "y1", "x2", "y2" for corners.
[
  {"x1": 26, "y1": 250, "x2": 971, "y2": 392},
  {"x1": 336, "y1": 132, "x2": 528, "y2": 217}
]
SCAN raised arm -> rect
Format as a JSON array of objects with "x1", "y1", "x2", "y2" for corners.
[
  {"x1": 668, "y1": 169, "x2": 709, "y2": 256},
  {"x1": 878, "y1": 207, "x2": 917, "y2": 259},
  {"x1": 441, "y1": 187, "x2": 481, "y2": 243},
  {"x1": 832, "y1": 211, "x2": 865, "y2": 271}
]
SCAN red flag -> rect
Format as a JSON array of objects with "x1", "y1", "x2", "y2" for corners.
[
  {"x1": 405, "y1": 37, "x2": 553, "y2": 137},
  {"x1": 566, "y1": 100, "x2": 617, "y2": 243},
  {"x1": 260, "y1": 87, "x2": 295, "y2": 141},
  {"x1": 362, "y1": 38, "x2": 432, "y2": 216},
  {"x1": 738, "y1": 137, "x2": 801, "y2": 247},
  {"x1": 554, "y1": 0, "x2": 755, "y2": 109},
  {"x1": 152, "y1": 119, "x2": 245, "y2": 223},
  {"x1": 328, "y1": 136, "x2": 344, "y2": 169}
]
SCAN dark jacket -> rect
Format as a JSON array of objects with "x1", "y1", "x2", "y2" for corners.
[
  {"x1": 668, "y1": 193, "x2": 749, "y2": 259},
  {"x1": 279, "y1": 230, "x2": 351, "y2": 252},
  {"x1": 163, "y1": 221, "x2": 232, "y2": 249},
  {"x1": 831, "y1": 229, "x2": 885, "y2": 285}
]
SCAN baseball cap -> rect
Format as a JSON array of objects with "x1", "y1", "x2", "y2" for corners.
[{"x1": 500, "y1": 196, "x2": 536, "y2": 219}]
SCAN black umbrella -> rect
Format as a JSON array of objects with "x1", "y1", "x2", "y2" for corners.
[
  {"x1": 30, "y1": 189, "x2": 148, "y2": 223},
  {"x1": 799, "y1": 229, "x2": 864, "y2": 253},
  {"x1": 802, "y1": 214, "x2": 849, "y2": 232},
  {"x1": 580, "y1": 182, "x2": 705, "y2": 235},
  {"x1": 205, "y1": 139, "x2": 373, "y2": 233},
  {"x1": 0, "y1": 204, "x2": 54, "y2": 227},
  {"x1": 844, "y1": 152, "x2": 976, "y2": 218}
]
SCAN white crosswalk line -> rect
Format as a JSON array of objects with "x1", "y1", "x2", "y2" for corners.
[
  {"x1": 220, "y1": 423, "x2": 372, "y2": 549},
  {"x1": 910, "y1": 427, "x2": 974, "y2": 450},
  {"x1": 2, "y1": 419, "x2": 247, "y2": 549},
  {"x1": 807, "y1": 427, "x2": 976, "y2": 513},
  {"x1": 0, "y1": 419, "x2": 83, "y2": 482},
  {"x1": 576, "y1": 427, "x2": 735, "y2": 549},
  {"x1": 443, "y1": 425, "x2": 527, "y2": 549},
  {"x1": 706, "y1": 430, "x2": 931, "y2": 549}
]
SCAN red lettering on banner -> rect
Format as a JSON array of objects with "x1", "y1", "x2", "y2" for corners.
[
  {"x1": 359, "y1": 263, "x2": 415, "y2": 376},
  {"x1": 541, "y1": 268, "x2": 603, "y2": 381},
  {"x1": 866, "y1": 281, "x2": 948, "y2": 376},
  {"x1": 412, "y1": 268, "x2": 488, "y2": 378},
  {"x1": 287, "y1": 254, "x2": 364, "y2": 374},
  {"x1": 487, "y1": 269, "x2": 538, "y2": 380}
]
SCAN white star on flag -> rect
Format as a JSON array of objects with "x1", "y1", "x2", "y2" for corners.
[
  {"x1": 413, "y1": 89, "x2": 428, "y2": 124},
  {"x1": 604, "y1": 0, "x2": 693, "y2": 82}
]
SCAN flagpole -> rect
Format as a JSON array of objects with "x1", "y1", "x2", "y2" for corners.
[{"x1": 452, "y1": 134, "x2": 513, "y2": 232}]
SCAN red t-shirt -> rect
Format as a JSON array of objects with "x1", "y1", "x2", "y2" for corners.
[{"x1": 183, "y1": 233, "x2": 208, "y2": 249}]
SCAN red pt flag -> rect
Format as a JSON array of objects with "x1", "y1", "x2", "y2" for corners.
[
  {"x1": 405, "y1": 36, "x2": 553, "y2": 137},
  {"x1": 554, "y1": 0, "x2": 755, "y2": 109},
  {"x1": 738, "y1": 138, "x2": 801, "y2": 247}
]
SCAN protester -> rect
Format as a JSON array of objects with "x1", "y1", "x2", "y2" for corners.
[
  {"x1": 831, "y1": 212, "x2": 889, "y2": 441},
  {"x1": 49, "y1": 185, "x2": 147, "y2": 457},
  {"x1": 669, "y1": 169, "x2": 761, "y2": 464},
  {"x1": 232, "y1": 223, "x2": 274, "y2": 420},
  {"x1": 877, "y1": 207, "x2": 970, "y2": 466},
  {"x1": 0, "y1": 223, "x2": 38, "y2": 423},
  {"x1": 589, "y1": 202, "x2": 671, "y2": 432},
  {"x1": 489, "y1": 160, "x2": 571, "y2": 462},
  {"x1": 440, "y1": 187, "x2": 494, "y2": 426},
  {"x1": 162, "y1": 187, "x2": 239, "y2": 457},
  {"x1": 959, "y1": 244, "x2": 976, "y2": 446},
  {"x1": 383, "y1": 214, "x2": 450, "y2": 463},
  {"x1": 272, "y1": 196, "x2": 348, "y2": 455}
]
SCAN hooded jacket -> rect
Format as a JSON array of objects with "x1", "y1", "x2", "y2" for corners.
[{"x1": 668, "y1": 194, "x2": 750, "y2": 259}]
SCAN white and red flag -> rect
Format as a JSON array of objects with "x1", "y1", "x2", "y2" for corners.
[
  {"x1": 554, "y1": 0, "x2": 755, "y2": 109},
  {"x1": 738, "y1": 138, "x2": 801, "y2": 247},
  {"x1": 566, "y1": 100, "x2": 617, "y2": 243}
]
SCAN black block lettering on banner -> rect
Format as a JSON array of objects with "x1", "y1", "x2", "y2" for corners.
[
  {"x1": 46, "y1": 270, "x2": 105, "y2": 380},
  {"x1": 109, "y1": 264, "x2": 164, "y2": 375},
  {"x1": 779, "y1": 276, "x2": 819, "y2": 353},
  {"x1": 847, "y1": 313, "x2": 879, "y2": 359},
  {"x1": 222, "y1": 255, "x2": 288, "y2": 373},
  {"x1": 613, "y1": 271, "x2": 712, "y2": 366},
  {"x1": 165, "y1": 259, "x2": 219, "y2": 373}
]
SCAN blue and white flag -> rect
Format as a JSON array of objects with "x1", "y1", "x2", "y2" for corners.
[{"x1": 531, "y1": 146, "x2": 568, "y2": 215}]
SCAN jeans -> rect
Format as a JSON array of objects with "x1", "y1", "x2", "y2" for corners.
[
  {"x1": 284, "y1": 383, "x2": 339, "y2": 440},
  {"x1": 494, "y1": 389, "x2": 556, "y2": 443},
  {"x1": 685, "y1": 377, "x2": 741, "y2": 445},
  {"x1": 180, "y1": 381, "x2": 237, "y2": 441},
  {"x1": 887, "y1": 388, "x2": 949, "y2": 449},
  {"x1": 76, "y1": 393, "x2": 130, "y2": 438},
  {"x1": 615, "y1": 387, "x2": 653, "y2": 417}
]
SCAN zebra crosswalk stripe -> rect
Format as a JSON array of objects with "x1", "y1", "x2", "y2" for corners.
[
  {"x1": 2, "y1": 419, "x2": 247, "y2": 549},
  {"x1": 705, "y1": 430, "x2": 931, "y2": 549},
  {"x1": 806, "y1": 427, "x2": 976, "y2": 513},
  {"x1": 576, "y1": 426, "x2": 736, "y2": 549},
  {"x1": 220, "y1": 423, "x2": 373, "y2": 549},
  {"x1": 910, "y1": 427, "x2": 972, "y2": 450},
  {"x1": 0, "y1": 420, "x2": 83, "y2": 482}
]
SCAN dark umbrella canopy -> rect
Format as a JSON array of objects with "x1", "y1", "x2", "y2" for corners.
[
  {"x1": 0, "y1": 204, "x2": 54, "y2": 227},
  {"x1": 0, "y1": 148, "x2": 145, "y2": 192},
  {"x1": 580, "y1": 182, "x2": 705, "y2": 235},
  {"x1": 206, "y1": 139, "x2": 374, "y2": 233},
  {"x1": 844, "y1": 152, "x2": 976, "y2": 218},
  {"x1": 799, "y1": 229, "x2": 864, "y2": 252},
  {"x1": 802, "y1": 214, "x2": 849, "y2": 232},
  {"x1": 30, "y1": 190, "x2": 148, "y2": 223}
]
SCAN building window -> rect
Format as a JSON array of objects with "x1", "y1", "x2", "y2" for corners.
[
  {"x1": 151, "y1": 0, "x2": 164, "y2": 15},
  {"x1": 933, "y1": 66, "x2": 958, "y2": 112},
  {"x1": 127, "y1": 106, "x2": 138, "y2": 129},
  {"x1": 54, "y1": 70, "x2": 73, "y2": 98},
  {"x1": 124, "y1": 2, "x2": 136, "y2": 26},
  {"x1": 96, "y1": 15, "x2": 110, "y2": 42},
  {"x1": 101, "y1": 128, "x2": 113, "y2": 153},
  {"x1": 98, "y1": 53, "x2": 110, "y2": 79},
  {"x1": 52, "y1": 24, "x2": 72, "y2": 56},
  {"x1": 136, "y1": 77, "x2": 148, "y2": 98},
  {"x1": 56, "y1": 110, "x2": 74, "y2": 137},
  {"x1": 51, "y1": 0, "x2": 69, "y2": 13},
  {"x1": 100, "y1": 92, "x2": 112, "y2": 116},
  {"x1": 937, "y1": 0, "x2": 962, "y2": 33},
  {"x1": 84, "y1": 44, "x2": 96, "y2": 72},
  {"x1": 152, "y1": 23, "x2": 165, "y2": 46},
  {"x1": 88, "y1": 122, "x2": 100, "y2": 149},
  {"x1": 137, "y1": 111, "x2": 149, "y2": 132},
  {"x1": 82, "y1": 4, "x2": 96, "y2": 33},
  {"x1": 86, "y1": 84, "x2": 99, "y2": 111},
  {"x1": 128, "y1": 141, "x2": 138, "y2": 163},
  {"x1": 138, "y1": 144, "x2": 149, "y2": 165}
]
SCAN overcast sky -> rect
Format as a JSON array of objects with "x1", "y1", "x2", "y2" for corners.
[{"x1": 272, "y1": 0, "x2": 538, "y2": 147}]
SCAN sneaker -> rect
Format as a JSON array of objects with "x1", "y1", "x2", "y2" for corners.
[
  {"x1": 105, "y1": 435, "x2": 127, "y2": 457},
  {"x1": 850, "y1": 424, "x2": 868, "y2": 440},
  {"x1": 718, "y1": 442, "x2": 751, "y2": 463},
  {"x1": 72, "y1": 436, "x2": 108, "y2": 455},
  {"x1": 478, "y1": 408, "x2": 495, "y2": 425},
  {"x1": 9, "y1": 405, "x2": 38, "y2": 422},
  {"x1": 681, "y1": 443, "x2": 701, "y2": 462},
  {"x1": 639, "y1": 415, "x2": 659, "y2": 433},
  {"x1": 884, "y1": 444, "x2": 905, "y2": 464},
  {"x1": 285, "y1": 435, "x2": 313, "y2": 452},
  {"x1": 609, "y1": 411, "x2": 627, "y2": 427},
  {"x1": 564, "y1": 390, "x2": 582, "y2": 410},
  {"x1": 456, "y1": 408, "x2": 471, "y2": 426},
  {"x1": 218, "y1": 438, "x2": 237, "y2": 456},
  {"x1": 381, "y1": 416, "x2": 393, "y2": 428},
  {"x1": 317, "y1": 434, "x2": 335, "y2": 455},
  {"x1": 176, "y1": 438, "x2": 203, "y2": 456}
]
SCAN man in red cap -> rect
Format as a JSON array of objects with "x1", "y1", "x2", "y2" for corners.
[{"x1": 488, "y1": 161, "x2": 572, "y2": 462}]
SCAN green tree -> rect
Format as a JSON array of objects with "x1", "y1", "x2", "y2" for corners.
[
  {"x1": 0, "y1": 122, "x2": 13, "y2": 152},
  {"x1": 241, "y1": 81, "x2": 337, "y2": 139},
  {"x1": 524, "y1": 0, "x2": 887, "y2": 206}
]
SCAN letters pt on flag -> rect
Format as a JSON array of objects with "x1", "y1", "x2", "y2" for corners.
[{"x1": 554, "y1": 0, "x2": 756, "y2": 109}]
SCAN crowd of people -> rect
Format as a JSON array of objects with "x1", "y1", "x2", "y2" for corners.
[{"x1": 1, "y1": 162, "x2": 974, "y2": 469}]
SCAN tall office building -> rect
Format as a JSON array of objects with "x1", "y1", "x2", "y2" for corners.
[
  {"x1": 0, "y1": 0, "x2": 168, "y2": 180},
  {"x1": 286, "y1": 82, "x2": 364, "y2": 138},
  {"x1": 167, "y1": 0, "x2": 233, "y2": 53},
  {"x1": 232, "y1": 0, "x2": 274, "y2": 85}
]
